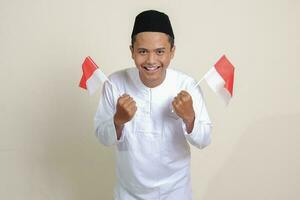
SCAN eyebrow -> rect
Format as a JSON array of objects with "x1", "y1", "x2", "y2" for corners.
[
  {"x1": 137, "y1": 48, "x2": 148, "y2": 51},
  {"x1": 156, "y1": 48, "x2": 166, "y2": 51},
  {"x1": 137, "y1": 47, "x2": 166, "y2": 51}
]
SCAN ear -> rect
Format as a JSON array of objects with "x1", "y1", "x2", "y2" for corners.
[
  {"x1": 130, "y1": 45, "x2": 134, "y2": 59},
  {"x1": 170, "y1": 45, "x2": 176, "y2": 59}
]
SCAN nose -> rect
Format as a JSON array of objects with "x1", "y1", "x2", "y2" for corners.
[{"x1": 146, "y1": 52, "x2": 156, "y2": 64}]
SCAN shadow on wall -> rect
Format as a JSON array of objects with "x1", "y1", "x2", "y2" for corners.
[{"x1": 203, "y1": 114, "x2": 300, "y2": 200}]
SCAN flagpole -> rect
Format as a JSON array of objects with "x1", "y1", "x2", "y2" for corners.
[
  {"x1": 194, "y1": 72, "x2": 207, "y2": 88},
  {"x1": 89, "y1": 56, "x2": 121, "y2": 96},
  {"x1": 194, "y1": 76, "x2": 204, "y2": 88}
]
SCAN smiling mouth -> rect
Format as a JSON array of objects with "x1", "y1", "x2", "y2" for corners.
[{"x1": 143, "y1": 66, "x2": 160, "y2": 72}]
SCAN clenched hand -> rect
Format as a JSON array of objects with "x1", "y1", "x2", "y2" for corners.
[
  {"x1": 172, "y1": 90, "x2": 195, "y2": 133},
  {"x1": 114, "y1": 94, "x2": 137, "y2": 139}
]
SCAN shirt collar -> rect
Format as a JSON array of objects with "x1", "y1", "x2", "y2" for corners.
[{"x1": 130, "y1": 67, "x2": 171, "y2": 93}]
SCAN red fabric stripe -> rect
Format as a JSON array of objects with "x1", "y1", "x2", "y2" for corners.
[
  {"x1": 79, "y1": 56, "x2": 99, "y2": 89},
  {"x1": 214, "y1": 55, "x2": 235, "y2": 96}
]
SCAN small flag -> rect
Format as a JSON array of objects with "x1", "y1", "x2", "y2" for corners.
[
  {"x1": 204, "y1": 55, "x2": 235, "y2": 105},
  {"x1": 79, "y1": 56, "x2": 108, "y2": 95}
]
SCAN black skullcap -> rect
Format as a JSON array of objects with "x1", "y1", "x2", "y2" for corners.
[{"x1": 131, "y1": 10, "x2": 174, "y2": 39}]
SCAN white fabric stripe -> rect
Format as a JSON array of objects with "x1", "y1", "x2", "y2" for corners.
[
  {"x1": 86, "y1": 69, "x2": 108, "y2": 95},
  {"x1": 204, "y1": 67, "x2": 232, "y2": 105}
]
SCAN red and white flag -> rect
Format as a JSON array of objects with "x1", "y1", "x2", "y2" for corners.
[
  {"x1": 202, "y1": 55, "x2": 235, "y2": 105},
  {"x1": 79, "y1": 56, "x2": 108, "y2": 95}
]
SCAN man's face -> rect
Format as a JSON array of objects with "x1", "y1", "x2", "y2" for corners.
[{"x1": 130, "y1": 32, "x2": 175, "y2": 88}]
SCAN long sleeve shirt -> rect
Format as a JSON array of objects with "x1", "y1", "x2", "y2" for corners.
[{"x1": 94, "y1": 67, "x2": 212, "y2": 199}]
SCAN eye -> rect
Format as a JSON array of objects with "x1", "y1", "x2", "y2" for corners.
[
  {"x1": 156, "y1": 49, "x2": 165, "y2": 55},
  {"x1": 138, "y1": 50, "x2": 147, "y2": 55}
]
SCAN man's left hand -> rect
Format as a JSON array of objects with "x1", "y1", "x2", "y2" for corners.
[{"x1": 172, "y1": 90, "x2": 195, "y2": 133}]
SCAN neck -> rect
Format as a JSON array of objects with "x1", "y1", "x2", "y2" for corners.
[{"x1": 139, "y1": 72, "x2": 166, "y2": 88}]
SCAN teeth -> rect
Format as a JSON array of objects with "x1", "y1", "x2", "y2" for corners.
[{"x1": 144, "y1": 66, "x2": 159, "y2": 71}]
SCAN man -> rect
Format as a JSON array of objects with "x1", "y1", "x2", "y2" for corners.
[{"x1": 94, "y1": 10, "x2": 212, "y2": 200}]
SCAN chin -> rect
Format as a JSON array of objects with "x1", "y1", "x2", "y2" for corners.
[{"x1": 142, "y1": 73, "x2": 166, "y2": 87}]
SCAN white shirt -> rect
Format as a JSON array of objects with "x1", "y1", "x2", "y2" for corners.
[{"x1": 94, "y1": 67, "x2": 212, "y2": 200}]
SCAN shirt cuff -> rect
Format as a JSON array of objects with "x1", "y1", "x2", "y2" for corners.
[
  {"x1": 98, "y1": 117, "x2": 125, "y2": 146},
  {"x1": 182, "y1": 119, "x2": 199, "y2": 137},
  {"x1": 109, "y1": 118, "x2": 125, "y2": 143},
  {"x1": 182, "y1": 119, "x2": 212, "y2": 149}
]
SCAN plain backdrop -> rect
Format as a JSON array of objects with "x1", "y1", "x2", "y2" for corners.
[{"x1": 0, "y1": 0, "x2": 299, "y2": 199}]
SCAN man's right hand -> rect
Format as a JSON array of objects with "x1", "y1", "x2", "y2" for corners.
[{"x1": 113, "y1": 94, "x2": 137, "y2": 139}]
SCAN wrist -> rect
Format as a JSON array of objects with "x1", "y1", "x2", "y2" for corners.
[
  {"x1": 183, "y1": 112, "x2": 195, "y2": 124},
  {"x1": 113, "y1": 114, "x2": 124, "y2": 128},
  {"x1": 113, "y1": 115, "x2": 124, "y2": 140},
  {"x1": 183, "y1": 115, "x2": 195, "y2": 134}
]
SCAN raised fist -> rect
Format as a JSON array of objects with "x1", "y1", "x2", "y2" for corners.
[
  {"x1": 114, "y1": 94, "x2": 137, "y2": 127},
  {"x1": 172, "y1": 90, "x2": 195, "y2": 124}
]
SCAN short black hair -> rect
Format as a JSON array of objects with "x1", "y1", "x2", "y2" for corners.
[{"x1": 131, "y1": 34, "x2": 175, "y2": 49}]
